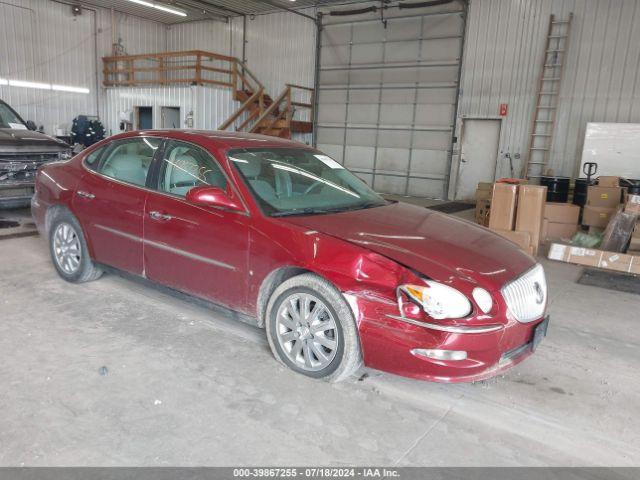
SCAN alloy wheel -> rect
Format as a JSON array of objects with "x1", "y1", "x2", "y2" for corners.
[
  {"x1": 53, "y1": 223, "x2": 82, "y2": 275},
  {"x1": 275, "y1": 292, "x2": 339, "y2": 372}
]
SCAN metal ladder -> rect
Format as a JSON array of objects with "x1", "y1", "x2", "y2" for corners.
[{"x1": 522, "y1": 13, "x2": 573, "y2": 180}]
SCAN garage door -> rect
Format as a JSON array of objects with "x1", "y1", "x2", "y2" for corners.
[{"x1": 315, "y1": 2, "x2": 466, "y2": 198}]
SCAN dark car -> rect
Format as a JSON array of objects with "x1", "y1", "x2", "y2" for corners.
[
  {"x1": 32, "y1": 130, "x2": 548, "y2": 383},
  {"x1": 0, "y1": 99, "x2": 72, "y2": 208}
]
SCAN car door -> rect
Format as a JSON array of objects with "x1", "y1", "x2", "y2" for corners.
[
  {"x1": 143, "y1": 139, "x2": 250, "y2": 311},
  {"x1": 72, "y1": 137, "x2": 162, "y2": 275}
]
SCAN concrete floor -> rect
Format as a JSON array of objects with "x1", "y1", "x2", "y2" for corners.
[{"x1": 1, "y1": 207, "x2": 639, "y2": 466}]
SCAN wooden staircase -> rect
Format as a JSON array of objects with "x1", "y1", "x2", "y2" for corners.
[{"x1": 220, "y1": 61, "x2": 314, "y2": 139}]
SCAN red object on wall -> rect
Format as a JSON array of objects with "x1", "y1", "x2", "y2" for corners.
[{"x1": 499, "y1": 103, "x2": 508, "y2": 116}]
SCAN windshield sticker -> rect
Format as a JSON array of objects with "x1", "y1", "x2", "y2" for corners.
[
  {"x1": 8, "y1": 122, "x2": 27, "y2": 130},
  {"x1": 314, "y1": 154, "x2": 344, "y2": 169}
]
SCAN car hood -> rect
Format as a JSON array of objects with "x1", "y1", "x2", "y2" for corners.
[
  {"x1": 0, "y1": 128, "x2": 69, "y2": 151},
  {"x1": 281, "y1": 201, "x2": 536, "y2": 290}
]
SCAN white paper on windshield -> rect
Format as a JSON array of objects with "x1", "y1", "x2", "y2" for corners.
[
  {"x1": 314, "y1": 154, "x2": 344, "y2": 169},
  {"x1": 8, "y1": 123, "x2": 27, "y2": 130}
]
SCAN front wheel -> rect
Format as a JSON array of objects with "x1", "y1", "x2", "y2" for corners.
[
  {"x1": 49, "y1": 210, "x2": 102, "y2": 283},
  {"x1": 265, "y1": 273, "x2": 361, "y2": 382}
]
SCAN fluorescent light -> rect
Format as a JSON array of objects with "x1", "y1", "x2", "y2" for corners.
[
  {"x1": 125, "y1": 0, "x2": 187, "y2": 17},
  {"x1": 3, "y1": 78, "x2": 89, "y2": 94},
  {"x1": 51, "y1": 84, "x2": 90, "y2": 94},
  {"x1": 9, "y1": 79, "x2": 51, "y2": 90}
]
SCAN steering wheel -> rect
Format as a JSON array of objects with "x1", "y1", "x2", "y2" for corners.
[{"x1": 303, "y1": 181, "x2": 323, "y2": 195}]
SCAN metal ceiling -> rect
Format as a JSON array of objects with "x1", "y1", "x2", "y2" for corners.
[{"x1": 76, "y1": 0, "x2": 363, "y2": 24}]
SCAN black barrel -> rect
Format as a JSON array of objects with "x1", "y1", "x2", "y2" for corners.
[
  {"x1": 621, "y1": 178, "x2": 640, "y2": 195},
  {"x1": 540, "y1": 176, "x2": 570, "y2": 202},
  {"x1": 573, "y1": 178, "x2": 589, "y2": 206}
]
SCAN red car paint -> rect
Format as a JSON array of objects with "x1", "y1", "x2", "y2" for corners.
[{"x1": 32, "y1": 130, "x2": 546, "y2": 382}]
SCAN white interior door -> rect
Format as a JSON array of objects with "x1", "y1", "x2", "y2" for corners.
[
  {"x1": 455, "y1": 118, "x2": 501, "y2": 200},
  {"x1": 161, "y1": 107, "x2": 181, "y2": 129}
]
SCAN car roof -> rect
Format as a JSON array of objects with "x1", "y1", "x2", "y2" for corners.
[{"x1": 107, "y1": 130, "x2": 314, "y2": 150}]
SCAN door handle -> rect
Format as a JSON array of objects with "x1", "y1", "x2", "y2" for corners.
[
  {"x1": 149, "y1": 210, "x2": 172, "y2": 221},
  {"x1": 76, "y1": 190, "x2": 95, "y2": 199}
]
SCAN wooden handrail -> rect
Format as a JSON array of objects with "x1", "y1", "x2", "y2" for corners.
[
  {"x1": 249, "y1": 86, "x2": 290, "y2": 134},
  {"x1": 103, "y1": 49, "x2": 235, "y2": 63},
  {"x1": 286, "y1": 83, "x2": 315, "y2": 92},
  {"x1": 236, "y1": 60, "x2": 263, "y2": 91},
  {"x1": 218, "y1": 88, "x2": 264, "y2": 131}
]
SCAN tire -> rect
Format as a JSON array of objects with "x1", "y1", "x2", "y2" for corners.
[
  {"x1": 265, "y1": 273, "x2": 362, "y2": 382},
  {"x1": 48, "y1": 209, "x2": 102, "y2": 283}
]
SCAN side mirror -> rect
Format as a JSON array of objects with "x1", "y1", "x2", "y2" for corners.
[{"x1": 186, "y1": 186, "x2": 242, "y2": 211}]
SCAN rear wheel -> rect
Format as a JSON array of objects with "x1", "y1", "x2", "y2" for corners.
[
  {"x1": 265, "y1": 273, "x2": 361, "y2": 382},
  {"x1": 49, "y1": 210, "x2": 102, "y2": 283}
]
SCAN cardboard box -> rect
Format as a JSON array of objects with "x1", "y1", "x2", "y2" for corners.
[
  {"x1": 582, "y1": 205, "x2": 616, "y2": 228},
  {"x1": 491, "y1": 228, "x2": 531, "y2": 252},
  {"x1": 544, "y1": 202, "x2": 580, "y2": 224},
  {"x1": 625, "y1": 194, "x2": 640, "y2": 215},
  {"x1": 586, "y1": 186, "x2": 623, "y2": 208},
  {"x1": 546, "y1": 222, "x2": 578, "y2": 240},
  {"x1": 632, "y1": 221, "x2": 640, "y2": 239},
  {"x1": 598, "y1": 176, "x2": 620, "y2": 187},
  {"x1": 515, "y1": 185, "x2": 547, "y2": 256},
  {"x1": 548, "y1": 243, "x2": 640, "y2": 274},
  {"x1": 475, "y1": 198, "x2": 491, "y2": 226},
  {"x1": 489, "y1": 183, "x2": 518, "y2": 231},
  {"x1": 542, "y1": 218, "x2": 549, "y2": 242},
  {"x1": 475, "y1": 182, "x2": 493, "y2": 201}
]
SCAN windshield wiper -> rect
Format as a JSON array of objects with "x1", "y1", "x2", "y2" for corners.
[
  {"x1": 271, "y1": 202, "x2": 385, "y2": 217},
  {"x1": 271, "y1": 208, "x2": 329, "y2": 217}
]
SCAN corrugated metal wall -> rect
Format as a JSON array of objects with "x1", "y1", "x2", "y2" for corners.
[
  {"x1": 166, "y1": 19, "x2": 232, "y2": 55},
  {"x1": 103, "y1": 85, "x2": 234, "y2": 133},
  {"x1": 165, "y1": 11, "x2": 316, "y2": 143},
  {"x1": 0, "y1": 0, "x2": 166, "y2": 135},
  {"x1": 243, "y1": 10, "x2": 317, "y2": 97},
  {"x1": 0, "y1": 0, "x2": 97, "y2": 133},
  {"x1": 455, "y1": 0, "x2": 640, "y2": 188}
]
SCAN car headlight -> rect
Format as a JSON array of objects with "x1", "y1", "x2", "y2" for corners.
[
  {"x1": 58, "y1": 150, "x2": 73, "y2": 160},
  {"x1": 399, "y1": 281, "x2": 472, "y2": 320}
]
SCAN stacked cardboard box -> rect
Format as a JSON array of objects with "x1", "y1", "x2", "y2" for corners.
[
  {"x1": 488, "y1": 184, "x2": 518, "y2": 230},
  {"x1": 487, "y1": 182, "x2": 546, "y2": 256},
  {"x1": 475, "y1": 182, "x2": 493, "y2": 227},
  {"x1": 544, "y1": 202, "x2": 580, "y2": 241},
  {"x1": 583, "y1": 181, "x2": 624, "y2": 228},
  {"x1": 548, "y1": 243, "x2": 640, "y2": 275}
]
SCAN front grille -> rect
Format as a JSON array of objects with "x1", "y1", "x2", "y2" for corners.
[{"x1": 501, "y1": 264, "x2": 547, "y2": 323}]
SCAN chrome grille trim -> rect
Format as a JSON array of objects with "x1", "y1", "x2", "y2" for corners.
[{"x1": 501, "y1": 264, "x2": 547, "y2": 323}]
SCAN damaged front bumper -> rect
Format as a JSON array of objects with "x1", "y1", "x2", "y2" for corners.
[{"x1": 344, "y1": 291, "x2": 547, "y2": 383}]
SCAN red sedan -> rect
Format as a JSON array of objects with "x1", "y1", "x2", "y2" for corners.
[{"x1": 32, "y1": 130, "x2": 549, "y2": 383}]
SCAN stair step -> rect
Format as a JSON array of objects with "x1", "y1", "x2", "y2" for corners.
[{"x1": 291, "y1": 120, "x2": 313, "y2": 134}]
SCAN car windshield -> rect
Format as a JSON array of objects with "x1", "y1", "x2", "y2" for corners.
[
  {"x1": 228, "y1": 147, "x2": 387, "y2": 216},
  {"x1": 0, "y1": 102, "x2": 26, "y2": 129}
]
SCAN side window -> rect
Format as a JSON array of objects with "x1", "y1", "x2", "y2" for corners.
[
  {"x1": 98, "y1": 137, "x2": 160, "y2": 187},
  {"x1": 84, "y1": 146, "x2": 105, "y2": 172},
  {"x1": 158, "y1": 140, "x2": 228, "y2": 197}
]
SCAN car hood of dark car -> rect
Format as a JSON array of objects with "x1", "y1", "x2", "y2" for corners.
[
  {"x1": 280, "y1": 201, "x2": 536, "y2": 291},
  {"x1": 0, "y1": 128, "x2": 69, "y2": 151}
]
